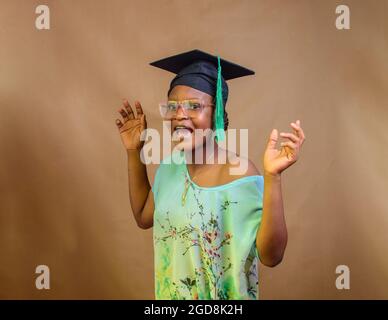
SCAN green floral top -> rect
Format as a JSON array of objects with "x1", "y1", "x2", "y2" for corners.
[{"x1": 152, "y1": 151, "x2": 264, "y2": 300}]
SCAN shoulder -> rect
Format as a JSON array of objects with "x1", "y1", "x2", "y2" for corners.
[{"x1": 221, "y1": 149, "x2": 261, "y2": 178}]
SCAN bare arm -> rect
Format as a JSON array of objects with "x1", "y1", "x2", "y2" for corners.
[
  {"x1": 126, "y1": 149, "x2": 154, "y2": 229},
  {"x1": 256, "y1": 173, "x2": 287, "y2": 267},
  {"x1": 116, "y1": 99, "x2": 154, "y2": 229},
  {"x1": 256, "y1": 120, "x2": 306, "y2": 267},
  {"x1": 241, "y1": 159, "x2": 287, "y2": 267}
]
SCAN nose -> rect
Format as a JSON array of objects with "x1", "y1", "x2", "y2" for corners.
[{"x1": 175, "y1": 105, "x2": 188, "y2": 120}]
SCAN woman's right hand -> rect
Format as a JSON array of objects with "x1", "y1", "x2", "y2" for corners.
[{"x1": 115, "y1": 99, "x2": 147, "y2": 151}]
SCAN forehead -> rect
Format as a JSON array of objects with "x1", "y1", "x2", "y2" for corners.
[{"x1": 168, "y1": 85, "x2": 213, "y2": 101}]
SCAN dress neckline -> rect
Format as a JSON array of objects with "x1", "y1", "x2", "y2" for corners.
[{"x1": 182, "y1": 157, "x2": 263, "y2": 191}]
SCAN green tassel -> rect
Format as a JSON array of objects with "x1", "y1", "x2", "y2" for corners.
[{"x1": 215, "y1": 56, "x2": 225, "y2": 142}]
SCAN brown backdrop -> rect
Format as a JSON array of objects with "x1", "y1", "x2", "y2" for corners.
[{"x1": 1, "y1": 0, "x2": 387, "y2": 299}]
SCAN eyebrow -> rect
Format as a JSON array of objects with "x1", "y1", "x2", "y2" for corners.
[{"x1": 168, "y1": 98, "x2": 201, "y2": 100}]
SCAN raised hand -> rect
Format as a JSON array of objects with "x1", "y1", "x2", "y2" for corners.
[
  {"x1": 115, "y1": 99, "x2": 147, "y2": 151},
  {"x1": 263, "y1": 120, "x2": 306, "y2": 176}
]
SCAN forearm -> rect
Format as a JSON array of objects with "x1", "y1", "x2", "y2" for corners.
[
  {"x1": 256, "y1": 172, "x2": 288, "y2": 267},
  {"x1": 126, "y1": 149, "x2": 151, "y2": 223}
]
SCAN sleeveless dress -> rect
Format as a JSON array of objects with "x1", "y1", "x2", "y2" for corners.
[{"x1": 152, "y1": 151, "x2": 264, "y2": 300}]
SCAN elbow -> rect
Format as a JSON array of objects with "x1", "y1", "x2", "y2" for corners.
[
  {"x1": 258, "y1": 237, "x2": 287, "y2": 268},
  {"x1": 136, "y1": 219, "x2": 152, "y2": 230},
  {"x1": 261, "y1": 254, "x2": 284, "y2": 268},
  {"x1": 135, "y1": 215, "x2": 152, "y2": 230},
  {"x1": 136, "y1": 220, "x2": 147, "y2": 229}
]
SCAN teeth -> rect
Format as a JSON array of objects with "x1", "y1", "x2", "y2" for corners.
[
  {"x1": 175, "y1": 126, "x2": 191, "y2": 131},
  {"x1": 174, "y1": 126, "x2": 193, "y2": 138}
]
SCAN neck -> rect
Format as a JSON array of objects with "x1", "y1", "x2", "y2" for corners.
[{"x1": 185, "y1": 139, "x2": 219, "y2": 172}]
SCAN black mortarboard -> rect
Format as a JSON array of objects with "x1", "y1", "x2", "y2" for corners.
[{"x1": 149, "y1": 49, "x2": 255, "y2": 142}]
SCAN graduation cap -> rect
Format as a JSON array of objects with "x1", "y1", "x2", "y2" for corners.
[{"x1": 149, "y1": 49, "x2": 255, "y2": 142}]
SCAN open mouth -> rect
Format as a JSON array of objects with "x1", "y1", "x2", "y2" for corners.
[
  {"x1": 173, "y1": 125, "x2": 194, "y2": 134},
  {"x1": 173, "y1": 125, "x2": 194, "y2": 141}
]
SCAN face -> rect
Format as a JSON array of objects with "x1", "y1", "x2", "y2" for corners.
[{"x1": 167, "y1": 85, "x2": 215, "y2": 152}]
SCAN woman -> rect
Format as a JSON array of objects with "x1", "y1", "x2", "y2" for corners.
[{"x1": 115, "y1": 50, "x2": 306, "y2": 299}]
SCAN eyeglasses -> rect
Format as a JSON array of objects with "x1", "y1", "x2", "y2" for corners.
[{"x1": 159, "y1": 99, "x2": 214, "y2": 119}]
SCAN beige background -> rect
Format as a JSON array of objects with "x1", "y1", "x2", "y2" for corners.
[{"x1": 1, "y1": 0, "x2": 387, "y2": 299}]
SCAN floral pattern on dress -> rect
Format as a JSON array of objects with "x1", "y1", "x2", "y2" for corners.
[
  {"x1": 155, "y1": 176, "x2": 253, "y2": 299},
  {"x1": 154, "y1": 162, "x2": 262, "y2": 300}
]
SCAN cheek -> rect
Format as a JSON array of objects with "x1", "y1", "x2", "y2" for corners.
[
  {"x1": 192, "y1": 113, "x2": 215, "y2": 147},
  {"x1": 192, "y1": 111, "x2": 213, "y2": 129}
]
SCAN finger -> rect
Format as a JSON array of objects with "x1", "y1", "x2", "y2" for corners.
[
  {"x1": 140, "y1": 113, "x2": 146, "y2": 128},
  {"x1": 115, "y1": 119, "x2": 123, "y2": 129},
  {"x1": 290, "y1": 122, "x2": 300, "y2": 135},
  {"x1": 290, "y1": 122, "x2": 305, "y2": 141},
  {"x1": 267, "y1": 129, "x2": 278, "y2": 150},
  {"x1": 123, "y1": 99, "x2": 135, "y2": 120},
  {"x1": 292, "y1": 121, "x2": 306, "y2": 143},
  {"x1": 280, "y1": 141, "x2": 297, "y2": 149},
  {"x1": 118, "y1": 108, "x2": 130, "y2": 122},
  {"x1": 134, "y1": 100, "x2": 144, "y2": 117},
  {"x1": 279, "y1": 132, "x2": 300, "y2": 143},
  {"x1": 297, "y1": 120, "x2": 306, "y2": 141}
]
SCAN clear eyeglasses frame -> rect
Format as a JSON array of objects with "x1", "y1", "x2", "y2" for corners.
[{"x1": 159, "y1": 99, "x2": 214, "y2": 119}]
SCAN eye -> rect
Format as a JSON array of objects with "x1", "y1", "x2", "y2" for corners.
[
  {"x1": 188, "y1": 102, "x2": 201, "y2": 110},
  {"x1": 167, "y1": 102, "x2": 177, "y2": 110}
]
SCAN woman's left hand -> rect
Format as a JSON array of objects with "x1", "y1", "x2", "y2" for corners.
[{"x1": 263, "y1": 120, "x2": 306, "y2": 176}]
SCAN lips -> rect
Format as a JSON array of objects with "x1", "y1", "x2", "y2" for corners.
[
  {"x1": 173, "y1": 125, "x2": 194, "y2": 141},
  {"x1": 173, "y1": 125, "x2": 194, "y2": 133}
]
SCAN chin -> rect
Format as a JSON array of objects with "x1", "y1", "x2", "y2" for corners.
[
  {"x1": 172, "y1": 138, "x2": 195, "y2": 152},
  {"x1": 172, "y1": 137, "x2": 206, "y2": 154},
  {"x1": 171, "y1": 128, "x2": 211, "y2": 155}
]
